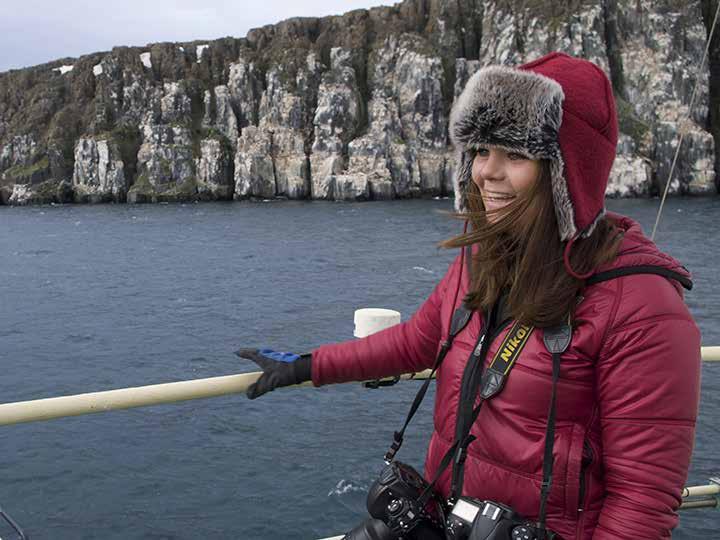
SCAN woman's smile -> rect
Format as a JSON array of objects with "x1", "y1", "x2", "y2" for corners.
[{"x1": 481, "y1": 190, "x2": 517, "y2": 207}]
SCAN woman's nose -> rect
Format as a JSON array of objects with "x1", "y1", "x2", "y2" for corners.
[{"x1": 479, "y1": 150, "x2": 505, "y2": 181}]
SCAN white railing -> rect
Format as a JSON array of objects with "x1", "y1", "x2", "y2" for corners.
[{"x1": 0, "y1": 347, "x2": 717, "y2": 427}]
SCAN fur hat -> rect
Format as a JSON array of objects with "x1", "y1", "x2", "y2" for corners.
[{"x1": 449, "y1": 52, "x2": 618, "y2": 241}]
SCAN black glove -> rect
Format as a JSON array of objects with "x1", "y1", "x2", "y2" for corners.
[{"x1": 236, "y1": 348, "x2": 312, "y2": 399}]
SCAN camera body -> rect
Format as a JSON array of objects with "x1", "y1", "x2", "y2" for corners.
[
  {"x1": 364, "y1": 461, "x2": 445, "y2": 539},
  {"x1": 345, "y1": 463, "x2": 554, "y2": 540},
  {"x1": 446, "y1": 497, "x2": 544, "y2": 540}
]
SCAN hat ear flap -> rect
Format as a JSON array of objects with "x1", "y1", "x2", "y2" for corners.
[{"x1": 454, "y1": 150, "x2": 473, "y2": 213}]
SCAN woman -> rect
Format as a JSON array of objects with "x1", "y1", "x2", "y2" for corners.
[{"x1": 239, "y1": 52, "x2": 701, "y2": 539}]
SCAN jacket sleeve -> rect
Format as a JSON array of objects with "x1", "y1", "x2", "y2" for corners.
[
  {"x1": 311, "y1": 254, "x2": 462, "y2": 386},
  {"x1": 592, "y1": 276, "x2": 701, "y2": 539}
]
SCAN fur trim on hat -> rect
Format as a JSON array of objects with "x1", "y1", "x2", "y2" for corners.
[{"x1": 449, "y1": 65, "x2": 578, "y2": 240}]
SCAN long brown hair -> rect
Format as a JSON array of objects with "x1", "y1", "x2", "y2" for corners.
[{"x1": 440, "y1": 161, "x2": 622, "y2": 327}]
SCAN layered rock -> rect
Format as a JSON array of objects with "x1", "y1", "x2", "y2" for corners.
[
  {"x1": 130, "y1": 123, "x2": 195, "y2": 203},
  {"x1": 0, "y1": 134, "x2": 38, "y2": 171},
  {"x1": 333, "y1": 36, "x2": 453, "y2": 201},
  {"x1": 618, "y1": 0, "x2": 714, "y2": 194},
  {"x1": 128, "y1": 82, "x2": 200, "y2": 203},
  {"x1": 0, "y1": 0, "x2": 716, "y2": 206},
  {"x1": 607, "y1": 136, "x2": 651, "y2": 197},
  {"x1": 72, "y1": 137, "x2": 127, "y2": 202},
  {"x1": 195, "y1": 138, "x2": 234, "y2": 199},
  {"x1": 234, "y1": 126, "x2": 274, "y2": 199},
  {"x1": 311, "y1": 48, "x2": 363, "y2": 199},
  {"x1": 234, "y1": 52, "x2": 320, "y2": 199},
  {"x1": 227, "y1": 58, "x2": 263, "y2": 128},
  {"x1": 202, "y1": 85, "x2": 239, "y2": 145}
]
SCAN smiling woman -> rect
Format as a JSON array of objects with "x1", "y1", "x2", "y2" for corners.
[{"x1": 469, "y1": 147, "x2": 541, "y2": 219}]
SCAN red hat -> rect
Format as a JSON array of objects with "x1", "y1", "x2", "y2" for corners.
[{"x1": 449, "y1": 52, "x2": 618, "y2": 241}]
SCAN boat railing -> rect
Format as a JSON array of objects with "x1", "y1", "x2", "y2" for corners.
[{"x1": 0, "y1": 346, "x2": 718, "y2": 427}]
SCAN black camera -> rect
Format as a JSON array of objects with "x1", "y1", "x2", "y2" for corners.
[
  {"x1": 446, "y1": 498, "x2": 549, "y2": 540},
  {"x1": 344, "y1": 461, "x2": 446, "y2": 540},
  {"x1": 343, "y1": 462, "x2": 555, "y2": 540}
]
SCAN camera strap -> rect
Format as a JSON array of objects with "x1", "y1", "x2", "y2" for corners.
[
  {"x1": 383, "y1": 303, "x2": 473, "y2": 464},
  {"x1": 416, "y1": 311, "x2": 536, "y2": 507},
  {"x1": 536, "y1": 322, "x2": 571, "y2": 540},
  {"x1": 449, "y1": 314, "x2": 535, "y2": 500}
]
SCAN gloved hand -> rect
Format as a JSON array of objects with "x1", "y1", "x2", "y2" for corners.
[{"x1": 236, "y1": 348, "x2": 312, "y2": 399}]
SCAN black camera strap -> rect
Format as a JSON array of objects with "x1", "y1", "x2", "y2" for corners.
[
  {"x1": 449, "y1": 314, "x2": 535, "y2": 500},
  {"x1": 536, "y1": 322, "x2": 571, "y2": 540},
  {"x1": 383, "y1": 304, "x2": 473, "y2": 464},
  {"x1": 413, "y1": 295, "x2": 537, "y2": 507}
]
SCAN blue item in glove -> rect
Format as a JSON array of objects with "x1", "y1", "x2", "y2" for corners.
[{"x1": 258, "y1": 349, "x2": 301, "y2": 362}]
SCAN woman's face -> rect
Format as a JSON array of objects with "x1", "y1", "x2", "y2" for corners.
[{"x1": 471, "y1": 147, "x2": 541, "y2": 221}]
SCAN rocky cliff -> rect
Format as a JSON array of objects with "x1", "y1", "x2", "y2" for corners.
[{"x1": 0, "y1": 0, "x2": 716, "y2": 205}]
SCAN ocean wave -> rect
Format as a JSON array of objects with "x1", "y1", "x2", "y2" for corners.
[{"x1": 327, "y1": 479, "x2": 368, "y2": 497}]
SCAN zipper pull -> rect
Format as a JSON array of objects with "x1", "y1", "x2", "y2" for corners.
[{"x1": 473, "y1": 334, "x2": 485, "y2": 356}]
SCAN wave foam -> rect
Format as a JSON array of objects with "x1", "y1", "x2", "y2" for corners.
[{"x1": 327, "y1": 479, "x2": 367, "y2": 497}]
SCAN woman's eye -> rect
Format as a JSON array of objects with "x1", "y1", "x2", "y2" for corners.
[
  {"x1": 507, "y1": 152, "x2": 527, "y2": 161},
  {"x1": 475, "y1": 148, "x2": 489, "y2": 157}
]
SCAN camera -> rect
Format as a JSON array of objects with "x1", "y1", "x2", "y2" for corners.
[
  {"x1": 344, "y1": 461, "x2": 446, "y2": 540},
  {"x1": 446, "y1": 497, "x2": 549, "y2": 540},
  {"x1": 343, "y1": 463, "x2": 555, "y2": 540}
]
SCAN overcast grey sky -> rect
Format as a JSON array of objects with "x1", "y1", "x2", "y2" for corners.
[{"x1": 0, "y1": 0, "x2": 396, "y2": 72}]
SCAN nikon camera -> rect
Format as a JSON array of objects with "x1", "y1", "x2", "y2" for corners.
[
  {"x1": 344, "y1": 461, "x2": 446, "y2": 540},
  {"x1": 344, "y1": 462, "x2": 555, "y2": 540},
  {"x1": 446, "y1": 498, "x2": 552, "y2": 540}
]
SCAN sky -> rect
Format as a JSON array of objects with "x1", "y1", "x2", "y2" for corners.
[{"x1": 0, "y1": 0, "x2": 397, "y2": 72}]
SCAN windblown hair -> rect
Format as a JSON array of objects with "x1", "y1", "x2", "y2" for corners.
[{"x1": 440, "y1": 161, "x2": 623, "y2": 327}]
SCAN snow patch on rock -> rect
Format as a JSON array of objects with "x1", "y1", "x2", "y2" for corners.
[
  {"x1": 53, "y1": 65, "x2": 74, "y2": 75},
  {"x1": 196, "y1": 44, "x2": 209, "y2": 63},
  {"x1": 140, "y1": 52, "x2": 152, "y2": 69}
]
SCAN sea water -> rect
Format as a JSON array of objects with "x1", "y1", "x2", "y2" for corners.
[{"x1": 0, "y1": 198, "x2": 717, "y2": 539}]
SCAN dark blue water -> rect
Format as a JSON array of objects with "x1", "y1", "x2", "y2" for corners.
[{"x1": 0, "y1": 198, "x2": 718, "y2": 539}]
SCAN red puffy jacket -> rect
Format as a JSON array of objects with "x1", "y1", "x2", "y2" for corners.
[{"x1": 312, "y1": 213, "x2": 701, "y2": 539}]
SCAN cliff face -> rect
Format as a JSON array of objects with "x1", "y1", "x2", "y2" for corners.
[{"x1": 0, "y1": 0, "x2": 715, "y2": 205}]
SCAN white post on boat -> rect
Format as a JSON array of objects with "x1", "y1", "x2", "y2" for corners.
[{"x1": 354, "y1": 308, "x2": 401, "y2": 338}]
